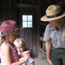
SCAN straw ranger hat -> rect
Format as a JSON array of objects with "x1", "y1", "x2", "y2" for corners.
[{"x1": 41, "y1": 4, "x2": 65, "y2": 22}]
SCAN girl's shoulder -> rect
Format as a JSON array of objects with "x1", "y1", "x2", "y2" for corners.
[
  {"x1": 0, "y1": 42, "x2": 10, "y2": 50},
  {"x1": 0, "y1": 42, "x2": 10, "y2": 55}
]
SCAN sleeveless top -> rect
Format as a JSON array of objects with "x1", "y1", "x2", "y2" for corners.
[{"x1": 0, "y1": 42, "x2": 19, "y2": 65}]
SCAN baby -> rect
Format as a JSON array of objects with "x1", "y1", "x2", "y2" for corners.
[{"x1": 14, "y1": 38, "x2": 34, "y2": 65}]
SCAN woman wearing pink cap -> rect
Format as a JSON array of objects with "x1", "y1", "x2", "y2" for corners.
[{"x1": 0, "y1": 20, "x2": 30, "y2": 65}]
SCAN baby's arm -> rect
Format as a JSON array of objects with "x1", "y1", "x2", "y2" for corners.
[{"x1": 28, "y1": 57, "x2": 35, "y2": 65}]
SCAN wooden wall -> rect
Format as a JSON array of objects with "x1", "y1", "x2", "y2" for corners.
[
  {"x1": 0, "y1": 0, "x2": 17, "y2": 22},
  {"x1": 17, "y1": 5, "x2": 40, "y2": 57}
]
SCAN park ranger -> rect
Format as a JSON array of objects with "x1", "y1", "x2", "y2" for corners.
[{"x1": 41, "y1": 4, "x2": 65, "y2": 65}]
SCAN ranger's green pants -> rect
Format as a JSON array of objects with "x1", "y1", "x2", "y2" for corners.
[{"x1": 50, "y1": 46, "x2": 65, "y2": 65}]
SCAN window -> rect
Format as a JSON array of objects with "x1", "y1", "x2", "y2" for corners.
[{"x1": 22, "y1": 15, "x2": 33, "y2": 28}]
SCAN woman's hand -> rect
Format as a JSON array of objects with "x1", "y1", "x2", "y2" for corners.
[
  {"x1": 21, "y1": 51, "x2": 31, "y2": 60},
  {"x1": 21, "y1": 51, "x2": 31, "y2": 56},
  {"x1": 47, "y1": 59, "x2": 53, "y2": 65}
]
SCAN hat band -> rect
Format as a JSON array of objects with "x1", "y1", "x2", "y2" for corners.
[
  {"x1": 0, "y1": 28, "x2": 19, "y2": 36},
  {"x1": 1, "y1": 29, "x2": 14, "y2": 36},
  {"x1": 47, "y1": 11, "x2": 64, "y2": 18}
]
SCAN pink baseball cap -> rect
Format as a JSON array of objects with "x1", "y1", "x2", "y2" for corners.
[{"x1": 0, "y1": 20, "x2": 18, "y2": 37}]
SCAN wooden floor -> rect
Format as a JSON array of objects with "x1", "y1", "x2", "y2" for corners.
[
  {"x1": 27, "y1": 58, "x2": 48, "y2": 65},
  {"x1": 27, "y1": 48, "x2": 48, "y2": 65}
]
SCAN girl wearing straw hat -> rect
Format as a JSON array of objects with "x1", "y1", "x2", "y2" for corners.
[
  {"x1": 41, "y1": 4, "x2": 65, "y2": 65},
  {"x1": 0, "y1": 20, "x2": 30, "y2": 65}
]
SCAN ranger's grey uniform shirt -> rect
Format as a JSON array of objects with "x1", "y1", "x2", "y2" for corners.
[{"x1": 44, "y1": 24, "x2": 65, "y2": 48}]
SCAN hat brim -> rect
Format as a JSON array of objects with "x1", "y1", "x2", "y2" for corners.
[{"x1": 41, "y1": 12, "x2": 65, "y2": 22}]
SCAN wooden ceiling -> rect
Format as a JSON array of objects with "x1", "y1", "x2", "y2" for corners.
[
  {"x1": 15, "y1": 0, "x2": 65, "y2": 11},
  {"x1": 40, "y1": 0, "x2": 65, "y2": 10},
  {"x1": 0, "y1": 0, "x2": 65, "y2": 11}
]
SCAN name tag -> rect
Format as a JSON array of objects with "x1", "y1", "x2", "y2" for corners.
[
  {"x1": 62, "y1": 32, "x2": 65, "y2": 36},
  {"x1": 50, "y1": 35, "x2": 54, "y2": 38}
]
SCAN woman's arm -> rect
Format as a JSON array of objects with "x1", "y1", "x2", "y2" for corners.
[
  {"x1": 46, "y1": 41, "x2": 53, "y2": 65},
  {"x1": 11, "y1": 54, "x2": 29, "y2": 65},
  {"x1": 46, "y1": 41, "x2": 51, "y2": 60},
  {"x1": 1, "y1": 44, "x2": 11, "y2": 65}
]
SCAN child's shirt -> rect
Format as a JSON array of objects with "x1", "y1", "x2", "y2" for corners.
[{"x1": 19, "y1": 57, "x2": 34, "y2": 65}]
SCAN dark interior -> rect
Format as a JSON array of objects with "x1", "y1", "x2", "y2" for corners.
[{"x1": 0, "y1": 0, "x2": 65, "y2": 57}]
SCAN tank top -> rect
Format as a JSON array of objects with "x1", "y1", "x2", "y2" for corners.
[{"x1": 0, "y1": 42, "x2": 19, "y2": 65}]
